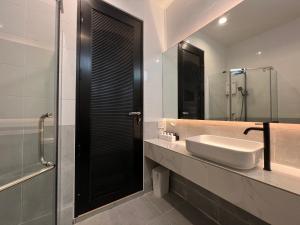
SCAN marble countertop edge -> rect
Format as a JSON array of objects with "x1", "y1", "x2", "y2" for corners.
[{"x1": 144, "y1": 138, "x2": 300, "y2": 197}]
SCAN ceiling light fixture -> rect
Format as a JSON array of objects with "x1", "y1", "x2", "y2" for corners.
[
  {"x1": 0, "y1": 24, "x2": 3, "y2": 29},
  {"x1": 218, "y1": 16, "x2": 227, "y2": 25}
]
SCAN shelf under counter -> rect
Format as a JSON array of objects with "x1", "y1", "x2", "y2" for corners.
[{"x1": 144, "y1": 138, "x2": 300, "y2": 225}]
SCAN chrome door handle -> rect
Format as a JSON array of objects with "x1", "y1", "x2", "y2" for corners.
[
  {"x1": 128, "y1": 112, "x2": 142, "y2": 124},
  {"x1": 182, "y1": 112, "x2": 189, "y2": 115},
  {"x1": 128, "y1": 112, "x2": 141, "y2": 116},
  {"x1": 39, "y1": 113, "x2": 54, "y2": 167}
]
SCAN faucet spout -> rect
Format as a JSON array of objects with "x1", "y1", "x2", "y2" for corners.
[
  {"x1": 243, "y1": 122, "x2": 271, "y2": 171},
  {"x1": 243, "y1": 127, "x2": 263, "y2": 135}
]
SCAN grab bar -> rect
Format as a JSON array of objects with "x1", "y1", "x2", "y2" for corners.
[
  {"x1": 39, "y1": 113, "x2": 54, "y2": 167},
  {"x1": 0, "y1": 164, "x2": 55, "y2": 192}
]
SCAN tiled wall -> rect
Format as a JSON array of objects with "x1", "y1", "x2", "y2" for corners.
[
  {"x1": 164, "y1": 119, "x2": 300, "y2": 169},
  {"x1": 170, "y1": 172, "x2": 268, "y2": 225}
]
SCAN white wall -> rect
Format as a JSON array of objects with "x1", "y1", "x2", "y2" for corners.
[
  {"x1": 162, "y1": 44, "x2": 178, "y2": 118},
  {"x1": 165, "y1": 0, "x2": 243, "y2": 48},
  {"x1": 227, "y1": 16, "x2": 300, "y2": 122}
]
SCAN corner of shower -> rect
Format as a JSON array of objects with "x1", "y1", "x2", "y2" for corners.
[{"x1": 226, "y1": 66, "x2": 278, "y2": 122}]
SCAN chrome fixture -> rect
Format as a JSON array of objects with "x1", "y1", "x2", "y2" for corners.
[
  {"x1": 39, "y1": 113, "x2": 54, "y2": 167},
  {"x1": 243, "y1": 122, "x2": 271, "y2": 171},
  {"x1": 0, "y1": 165, "x2": 55, "y2": 192},
  {"x1": 230, "y1": 68, "x2": 246, "y2": 76},
  {"x1": 128, "y1": 111, "x2": 142, "y2": 124},
  {"x1": 0, "y1": 113, "x2": 56, "y2": 193}
]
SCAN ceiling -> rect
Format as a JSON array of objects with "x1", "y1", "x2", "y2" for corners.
[
  {"x1": 198, "y1": 0, "x2": 300, "y2": 46},
  {"x1": 154, "y1": 0, "x2": 175, "y2": 8}
]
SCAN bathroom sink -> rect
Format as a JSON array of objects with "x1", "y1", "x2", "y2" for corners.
[{"x1": 185, "y1": 135, "x2": 263, "y2": 170}]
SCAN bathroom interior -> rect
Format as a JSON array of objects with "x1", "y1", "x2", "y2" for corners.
[{"x1": 0, "y1": 0, "x2": 300, "y2": 224}]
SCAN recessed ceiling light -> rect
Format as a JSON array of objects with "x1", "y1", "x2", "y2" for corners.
[
  {"x1": 218, "y1": 16, "x2": 227, "y2": 25},
  {"x1": 256, "y1": 51, "x2": 262, "y2": 55},
  {"x1": 0, "y1": 24, "x2": 3, "y2": 29},
  {"x1": 155, "y1": 58, "x2": 160, "y2": 63}
]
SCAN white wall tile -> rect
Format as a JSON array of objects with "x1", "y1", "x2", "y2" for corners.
[
  {"x1": 61, "y1": 20, "x2": 77, "y2": 51},
  {"x1": 23, "y1": 97, "x2": 52, "y2": 119},
  {"x1": 0, "y1": 0, "x2": 26, "y2": 37},
  {"x1": 0, "y1": 64, "x2": 24, "y2": 97},
  {"x1": 61, "y1": 48, "x2": 76, "y2": 100},
  {"x1": 61, "y1": 0, "x2": 78, "y2": 24},
  {"x1": 61, "y1": 99, "x2": 75, "y2": 126},
  {"x1": 0, "y1": 96, "x2": 23, "y2": 119},
  {"x1": 0, "y1": 39, "x2": 25, "y2": 66}
]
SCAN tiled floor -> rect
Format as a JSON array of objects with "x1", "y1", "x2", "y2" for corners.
[{"x1": 77, "y1": 192, "x2": 216, "y2": 225}]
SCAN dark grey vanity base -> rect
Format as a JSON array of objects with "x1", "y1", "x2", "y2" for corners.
[{"x1": 170, "y1": 172, "x2": 269, "y2": 225}]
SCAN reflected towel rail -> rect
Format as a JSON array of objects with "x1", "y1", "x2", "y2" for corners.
[{"x1": 0, "y1": 164, "x2": 55, "y2": 192}]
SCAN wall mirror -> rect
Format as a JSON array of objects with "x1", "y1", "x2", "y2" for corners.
[{"x1": 162, "y1": 0, "x2": 300, "y2": 123}]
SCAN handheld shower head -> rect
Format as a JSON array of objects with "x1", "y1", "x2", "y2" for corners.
[{"x1": 238, "y1": 86, "x2": 248, "y2": 96}]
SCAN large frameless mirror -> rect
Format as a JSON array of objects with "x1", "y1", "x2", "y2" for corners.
[{"x1": 162, "y1": 0, "x2": 300, "y2": 123}]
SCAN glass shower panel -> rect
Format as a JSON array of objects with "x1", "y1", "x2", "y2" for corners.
[
  {"x1": 0, "y1": 1, "x2": 58, "y2": 225},
  {"x1": 246, "y1": 68, "x2": 278, "y2": 122},
  {"x1": 246, "y1": 69, "x2": 271, "y2": 121},
  {"x1": 208, "y1": 72, "x2": 227, "y2": 120}
]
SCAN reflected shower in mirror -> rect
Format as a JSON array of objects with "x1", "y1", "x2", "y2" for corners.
[{"x1": 162, "y1": 0, "x2": 300, "y2": 123}]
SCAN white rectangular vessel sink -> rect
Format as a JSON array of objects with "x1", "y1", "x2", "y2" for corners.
[{"x1": 186, "y1": 135, "x2": 263, "y2": 170}]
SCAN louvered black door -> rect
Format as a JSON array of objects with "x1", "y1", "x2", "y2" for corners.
[{"x1": 75, "y1": 0, "x2": 143, "y2": 216}]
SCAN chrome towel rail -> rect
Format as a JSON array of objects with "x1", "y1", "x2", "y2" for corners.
[{"x1": 0, "y1": 164, "x2": 55, "y2": 192}]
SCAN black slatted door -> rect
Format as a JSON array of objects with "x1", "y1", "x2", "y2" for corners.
[
  {"x1": 76, "y1": 0, "x2": 143, "y2": 216},
  {"x1": 178, "y1": 41, "x2": 204, "y2": 119}
]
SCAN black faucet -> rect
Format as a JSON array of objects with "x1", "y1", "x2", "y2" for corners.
[{"x1": 243, "y1": 122, "x2": 271, "y2": 171}]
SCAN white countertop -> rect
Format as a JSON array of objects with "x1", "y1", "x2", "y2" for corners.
[{"x1": 145, "y1": 138, "x2": 300, "y2": 197}]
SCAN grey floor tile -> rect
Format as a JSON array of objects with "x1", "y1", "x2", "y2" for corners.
[
  {"x1": 170, "y1": 201, "x2": 217, "y2": 225},
  {"x1": 77, "y1": 192, "x2": 216, "y2": 225},
  {"x1": 143, "y1": 192, "x2": 174, "y2": 214},
  {"x1": 111, "y1": 195, "x2": 162, "y2": 225},
  {"x1": 148, "y1": 209, "x2": 195, "y2": 225}
]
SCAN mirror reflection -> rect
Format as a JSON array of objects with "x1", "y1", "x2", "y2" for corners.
[{"x1": 162, "y1": 0, "x2": 300, "y2": 123}]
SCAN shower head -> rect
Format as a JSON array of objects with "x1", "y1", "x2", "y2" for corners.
[{"x1": 230, "y1": 68, "x2": 246, "y2": 76}]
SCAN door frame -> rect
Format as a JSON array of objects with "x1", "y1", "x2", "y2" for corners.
[{"x1": 75, "y1": 0, "x2": 144, "y2": 217}]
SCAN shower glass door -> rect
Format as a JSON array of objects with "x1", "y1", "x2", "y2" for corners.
[{"x1": 0, "y1": 0, "x2": 58, "y2": 225}]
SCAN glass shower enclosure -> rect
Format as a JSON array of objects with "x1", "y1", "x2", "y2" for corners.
[
  {"x1": 0, "y1": 1, "x2": 59, "y2": 225},
  {"x1": 228, "y1": 67, "x2": 278, "y2": 122}
]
